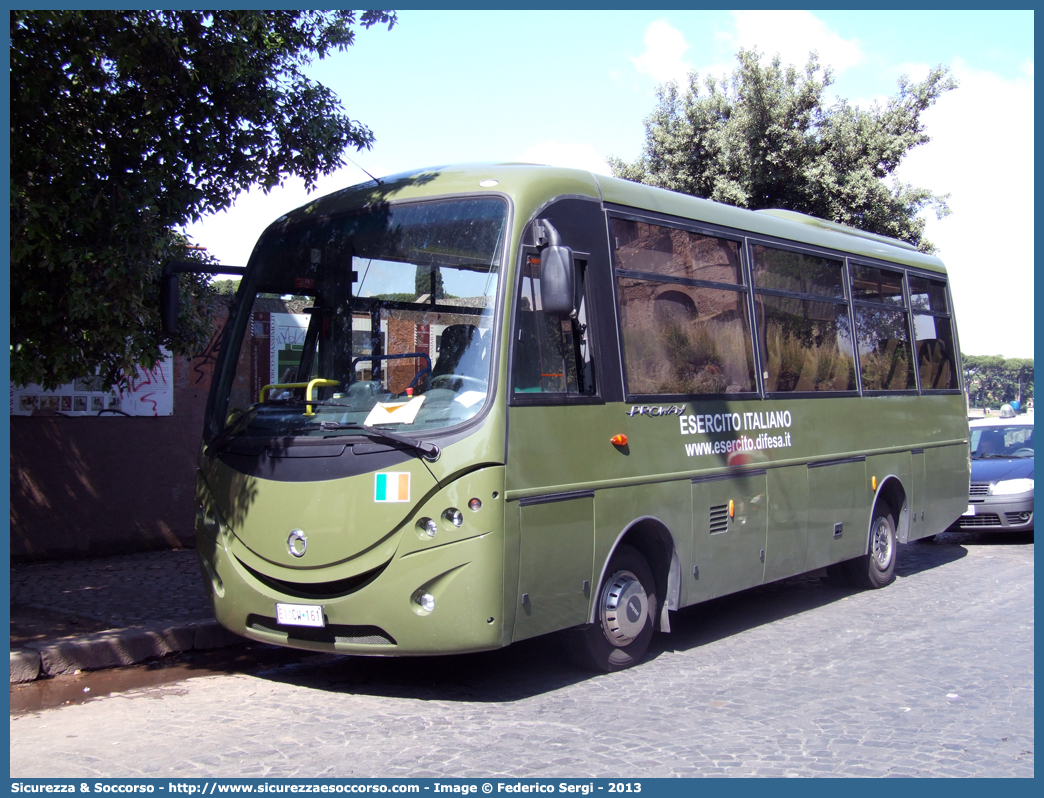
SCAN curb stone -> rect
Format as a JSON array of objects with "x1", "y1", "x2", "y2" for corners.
[
  {"x1": 10, "y1": 649, "x2": 42, "y2": 684},
  {"x1": 12, "y1": 620, "x2": 244, "y2": 682}
]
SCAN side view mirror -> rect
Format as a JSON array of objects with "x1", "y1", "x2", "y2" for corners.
[
  {"x1": 160, "y1": 271, "x2": 180, "y2": 335},
  {"x1": 536, "y1": 219, "x2": 576, "y2": 317},
  {"x1": 160, "y1": 261, "x2": 247, "y2": 336}
]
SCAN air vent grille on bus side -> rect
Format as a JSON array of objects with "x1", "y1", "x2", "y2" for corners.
[{"x1": 709, "y1": 504, "x2": 729, "y2": 534}]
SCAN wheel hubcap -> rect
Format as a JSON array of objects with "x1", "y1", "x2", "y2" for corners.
[
  {"x1": 871, "y1": 518, "x2": 893, "y2": 569},
  {"x1": 599, "y1": 570, "x2": 648, "y2": 647}
]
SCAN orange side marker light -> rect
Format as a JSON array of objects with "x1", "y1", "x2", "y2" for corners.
[
  {"x1": 729, "y1": 499, "x2": 735, "y2": 519},
  {"x1": 610, "y1": 434, "x2": 628, "y2": 446},
  {"x1": 872, "y1": 475, "x2": 877, "y2": 491}
]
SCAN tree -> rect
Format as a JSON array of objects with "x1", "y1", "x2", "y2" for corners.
[
  {"x1": 610, "y1": 49, "x2": 957, "y2": 253},
  {"x1": 11, "y1": 10, "x2": 396, "y2": 390},
  {"x1": 963, "y1": 355, "x2": 1034, "y2": 409},
  {"x1": 415, "y1": 265, "x2": 446, "y2": 299}
]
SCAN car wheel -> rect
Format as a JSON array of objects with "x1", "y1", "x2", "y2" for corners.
[{"x1": 561, "y1": 544, "x2": 657, "y2": 672}]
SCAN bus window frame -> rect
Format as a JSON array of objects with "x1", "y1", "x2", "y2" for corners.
[
  {"x1": 508, "y1": 197, "x2": 608, "y2": 408},
  {"x1": 846, "y1": 259, "x2": 917, "y2": 396},
  {"x1": 607, "y1": 209, "x2": 761, "y2": 404},
  {"x1": 905, "y1": 265, "x2": 963, "y2": 395},
  {"x1": 566, "y1": 201, "x2": 964, "y2": 406},
  {"x1": 746, "y1": 236, "x2": 861, "y2": 400}
]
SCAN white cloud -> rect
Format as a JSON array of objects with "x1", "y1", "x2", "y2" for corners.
[
  {"x1": 720, "y1": 10, "x2": 864, "y2": 72},
  {"x1": 897, "y1": 58, "x2": 1034, "y2": 357},
  {"x1": 630, "y1": 20, "x2": 692, "y2": 85},
  {"x1": 516, "y1": 141, "x2": 611, "y2": 175}
]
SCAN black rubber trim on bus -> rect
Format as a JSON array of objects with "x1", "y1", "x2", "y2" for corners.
[
  {"x1": 237, "y1": 556, "x2": 390, "y2": 600},
  {"x1": 806, "y1": 456, "x2": 867, "y2": 469},
  {"x1": 246, "y1": 614, "x2": 396, "y2": 646},
  {"x1": 518, "y1": 489, "x2": 596, "y2": 507},
  {"x1": 691, "y1": 469, "x2": 767, "y2": 484},
  {"x1": 507, "y1": 197, "x2": 623, "y2": 406}
]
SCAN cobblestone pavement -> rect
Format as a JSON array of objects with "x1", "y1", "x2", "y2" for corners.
[
  {"x1": 11, "y1": 550, "x2": 212, "y2": 630},
  {"x1": 10, "y1": 532, "x2": 1034, "y2": 778}
]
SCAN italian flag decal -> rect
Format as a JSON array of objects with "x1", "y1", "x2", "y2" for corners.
[{"x1": 374, "y1": 472, "x2": 410, "y2": 503}]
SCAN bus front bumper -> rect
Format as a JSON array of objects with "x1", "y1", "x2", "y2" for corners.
[{"x1": 196, "y1": 527, "x2": 508, "y2": 656}]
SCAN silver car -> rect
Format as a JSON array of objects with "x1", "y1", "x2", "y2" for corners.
[{"x1": 952, "y1": 414, "x2": 1034, "y2": 531}]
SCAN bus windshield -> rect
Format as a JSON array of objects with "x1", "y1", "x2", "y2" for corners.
[{"x1": 210, "y1": 196, "x2": 506, "y2": 441}]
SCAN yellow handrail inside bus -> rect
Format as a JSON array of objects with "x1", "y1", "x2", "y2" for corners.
[{"x1": 260, "y1": 378, "x2": 339, "y2": 415}]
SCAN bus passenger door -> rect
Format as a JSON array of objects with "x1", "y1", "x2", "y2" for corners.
[
  {"x1": 512, "y1": 493, "x2": 594, "y2": 642},
  {"x1": 690, "y1": 472, "x2": 768, "y2": 601}
]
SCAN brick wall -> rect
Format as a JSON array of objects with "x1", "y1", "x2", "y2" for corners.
[{"x1": 9, "y1": 310, "x2": 227, "y2": 563}]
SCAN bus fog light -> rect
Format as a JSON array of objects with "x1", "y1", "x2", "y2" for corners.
[
  {"x1": 443, "y1": 508, "x2": 463, "y2": 527},
  {"x1": 417, "y1": 517, "x2": 437, "y2": 538},
  {"x1": 416, "y1": 592, "x2": 435, "y2": 612},
  {"x1": 468, "y1": 498, "x2": 482, "y2": 511}
]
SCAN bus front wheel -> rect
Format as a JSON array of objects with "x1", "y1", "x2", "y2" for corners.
[
  {"x1": 845, "y1": 506, "x2": 897, "y2": 589},
  {"x1": 561, "y1": 544, "x2": 657, "y2": 672}
]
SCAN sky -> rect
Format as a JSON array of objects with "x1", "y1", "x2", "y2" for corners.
[{"x1": 185, "y1": 10, "x2": 1035, "y2": 359}]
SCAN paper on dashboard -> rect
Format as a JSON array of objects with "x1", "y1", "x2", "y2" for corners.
[{"x1": 363, "y1": 395, "x2": 426, "y2": 426}]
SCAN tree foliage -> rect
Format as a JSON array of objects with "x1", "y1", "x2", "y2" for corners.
[
  {"x1": 610, "y1": 49, "x2": 957, "y2": 253},
  {"x1": 415, "y1": 265, "x2": 446, "y2": 299},
  {"x1": 11, "y1": 10, "x2": 396, "y2": 389},
  {"x1": 963, "y1": 355, "x2": 1034, "y2": 409}
]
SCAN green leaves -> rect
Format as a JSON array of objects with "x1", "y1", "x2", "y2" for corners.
[
  {"x1": 11, "y1": 10, "x2": 396, "y2": 390},
  {"x1": 963, "y1": 355, "x2": 1034, "y2": 408},
  {"x1": 612, "y1": 49, "x2": 956, "y2": 253}
]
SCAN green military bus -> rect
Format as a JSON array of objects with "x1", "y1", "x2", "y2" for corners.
[{"x1": 194, "y1": 163, "x2": 969, "y2": 671}]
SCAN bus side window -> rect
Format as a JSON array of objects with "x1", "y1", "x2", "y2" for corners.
[
  {"x1": 513, "y1": 254, "x2": 595, "y2": 396},
  {"x1": 612, "y1": 217, "x2": 756, "y2": 396},
  {"x1": 909, "y1": 275, "x2": 958, "y2": 391}
]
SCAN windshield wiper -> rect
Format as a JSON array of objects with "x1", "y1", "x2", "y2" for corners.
[
  {"x1": 305, "y1": 421, "x2": 441, "y2": 462},
  {"x1": 205, "y1": 405, "x2": 265, "y2": 457}
]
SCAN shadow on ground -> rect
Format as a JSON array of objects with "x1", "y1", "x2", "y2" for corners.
[
  {"x1": 248, "y1": 536, "x2": 984, "y2": 703},
  {"x1": 15, "y1": 531, "x2": 1031, "y2": 714}
]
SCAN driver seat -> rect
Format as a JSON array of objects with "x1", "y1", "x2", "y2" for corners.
[{"x1": 433, "y1": 324, "x2": 487, "y2": 382}]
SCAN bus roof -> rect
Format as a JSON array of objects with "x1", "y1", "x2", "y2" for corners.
[{"x1": 276, "y1": 162, "x2": 946, "y2": 273}]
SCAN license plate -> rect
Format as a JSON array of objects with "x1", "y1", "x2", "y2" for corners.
[
  {"x1": 963, "y1": 504, "x2": 976, "y2": 517},
  {"x1": 275, "y1": 603, "x2": 325, "y2": 627}
]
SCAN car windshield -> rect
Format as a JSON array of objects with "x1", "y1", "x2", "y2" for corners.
[
  {"x1": 970, "y1": 424, "x2": 1034, "y2": 459},
  {"x1": 209, "y1": 197, "x2": 507, "y2": 441}
]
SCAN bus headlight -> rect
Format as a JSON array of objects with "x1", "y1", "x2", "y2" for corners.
[
  {"x1": 993, "y1": 478, "x2": 1033, "y2": 495},
  {"x1": 416, "y1": 517, "x2": 438, "y2": 538},
  {"x1": 413, "y1": 591, "x2": 435, "y2": 613},
  {"x1": 443, "y1": 508, "x2": 463, "y2": 527}
]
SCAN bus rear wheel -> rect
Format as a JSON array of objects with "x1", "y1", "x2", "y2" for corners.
[
  {"x1": 845, "y1": 506, "x2": 897, "y2": 589},
  {"x1": 561, "y1": 544, "x2": 657, "y2": 672}
]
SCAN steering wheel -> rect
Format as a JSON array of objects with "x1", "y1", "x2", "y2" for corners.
[
  {"x1": 1012, "y1": 448, "x2": 1034, "y2": 457},
  {"x1": 429, "y1": 374, "x2": 486, "y2": 392},
  {"x1": 408, "y1": 368, "x2": 431, "y2": 391}
]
